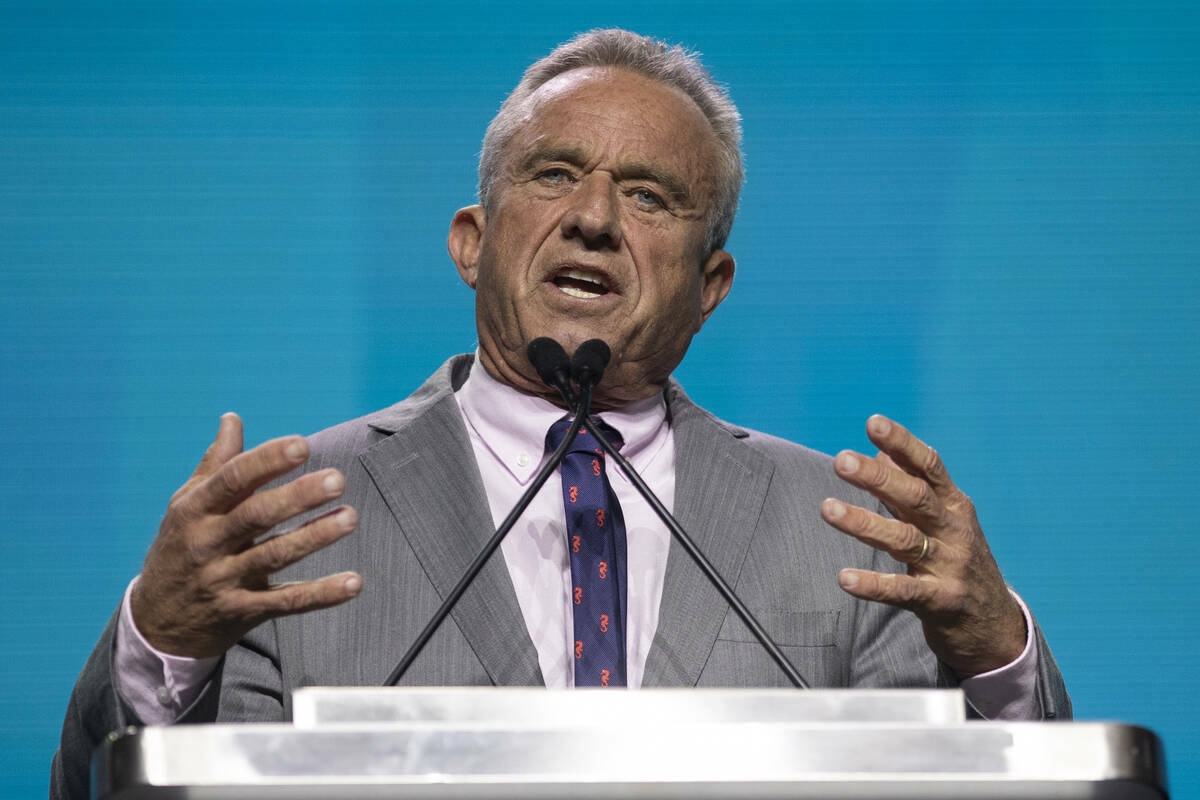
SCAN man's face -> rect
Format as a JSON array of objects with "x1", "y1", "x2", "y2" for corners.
[{"x1": 449, "y1": 67, "x2": 735, "y2": 409}]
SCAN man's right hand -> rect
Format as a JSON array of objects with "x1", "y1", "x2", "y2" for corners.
[{"x1": 129, "y1": 413, "x2": 362, "y2": 658}]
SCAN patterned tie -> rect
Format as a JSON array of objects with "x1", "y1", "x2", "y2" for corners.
[{"x1": 547, "y1": 418, "x2": 627, "y2": 687}]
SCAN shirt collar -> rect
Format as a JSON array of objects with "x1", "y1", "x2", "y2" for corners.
[{"x1": 455, "y1": 353, "x2": 668, "y2": 485}]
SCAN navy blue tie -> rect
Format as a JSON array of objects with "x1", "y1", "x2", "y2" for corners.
[{"x1": 547, "y1": 418, "x2": 627, "y2": 687}]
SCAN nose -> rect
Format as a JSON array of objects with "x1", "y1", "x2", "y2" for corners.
[{"x1": 560, "y1": 173, "x2": 622, "y2": 250}]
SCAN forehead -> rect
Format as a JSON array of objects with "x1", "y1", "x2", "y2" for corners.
[{"x1": 509, "y1": 67, "x2": 719, "y2": 189}]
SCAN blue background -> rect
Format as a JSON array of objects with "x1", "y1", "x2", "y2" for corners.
[{"x1": 3, "y1": 1, "x2": 1197, "y2": 796}]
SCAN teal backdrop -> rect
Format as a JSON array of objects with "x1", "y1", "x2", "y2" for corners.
[{"x1": 3, "y1": 1, "x2": 1197, "y2": 796}]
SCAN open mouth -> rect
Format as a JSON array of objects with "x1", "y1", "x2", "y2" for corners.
[{"x1": 551, "y1": 268, "x2": 611, "y2": 299}]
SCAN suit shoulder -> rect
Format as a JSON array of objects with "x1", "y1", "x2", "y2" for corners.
[
  {"x1": 670, "y1": 392, "x2": 832, "y2": 469},
  {"x1": 730, "y1": 426, "x2": 844, "y2": 494},
  {"x1": 665, "y1": 386, "x2": 842, "y2": 495},
  {"x1": 738, "y1": 425, "x2": 834, "y2": 470},
  {"x1": 302, "y1": 410, "x2": 390, "y2": 465},
  {"x1": 303, "y1": 354, "x2": 470, "y2": 468}
]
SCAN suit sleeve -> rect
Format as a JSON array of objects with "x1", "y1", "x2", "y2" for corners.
[
  {"x1": 51, "y1": 610, "x2": 133, "y2": 800},
  {"x1": 50, "y1": 605, "x2": 286, "y2": 800}
]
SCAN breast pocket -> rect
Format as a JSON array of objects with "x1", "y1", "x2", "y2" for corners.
[{"x1": 700, "y1": 609, "x2": 844, "y2": 688}]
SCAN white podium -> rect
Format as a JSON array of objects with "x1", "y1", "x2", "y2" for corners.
[{"x1": 93, "y1": 688, "x2": 1168, "y2": 799}]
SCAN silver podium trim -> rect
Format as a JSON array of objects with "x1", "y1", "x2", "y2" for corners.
[
  {"x1": 94, "y1": 688, "x2": 1168, "y2": 799},
  {"x1": 292, "y1": 686, "x2": 968, "y2": 726}
]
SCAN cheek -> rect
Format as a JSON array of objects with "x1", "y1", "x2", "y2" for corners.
[
  {"x1": 647, "y1": 241, "x2": 705, "y2": 301},
  {"x1": 483, "y1": 213, "x2": 555, "y2": 280},
  {"x1": 477, "y1": 225, "x2": 525, "y2": 289},
  {"x1": 473, "y1": 244, "x2": 519, "y2": 318},
  {"x1": 632, "y1": 274, "x2": 702, "y2": 346}
]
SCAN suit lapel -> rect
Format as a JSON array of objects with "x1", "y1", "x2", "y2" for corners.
[
  {"x1": 642, "y1": 385, "x2": 774, "y2": 687},
  {"x1": 359, "y1": 359, "x2": 543, "y2": 687}
]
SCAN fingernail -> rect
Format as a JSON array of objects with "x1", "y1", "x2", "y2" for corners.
[
  {"x1": 285, "y1": 439, "x2": 307, "y2": 462},
  {"x1": 335, "y1": 508, "x2": 355, "y2": 529},
  {"x1": 344, "y1": 574, "x2": 362, "y2": 595},
  {"x1": 838, "y1": 571, "x2": 858, "y2": 589},
  {"x1": 836, "y1": 453, "x2": 859, "y2": 474},
  {"x1": 824, "y1": 498, "x2": 846, "y2": 519},
  {"x1": 323, "y1": 472, "x2": 344, "y2": 494},
  {"x1": 869, "y1": 416, "x2": 891, "y2": 436}
]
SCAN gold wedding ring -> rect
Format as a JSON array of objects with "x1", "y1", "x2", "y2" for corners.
[{"x1": 913, "y1": 534, "x2": 930, "y2": 565}]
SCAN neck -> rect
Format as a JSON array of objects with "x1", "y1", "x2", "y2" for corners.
[
  {"x1": 476, "y1": 345, "x2": 664, "y2": 413},
  {"x1": 477, "y1": 345, "x2": 570, "y2": 409}
]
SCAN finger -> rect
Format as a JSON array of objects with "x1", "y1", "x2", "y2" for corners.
[
  {"x1": 821, "y1": 498, "x2": 931, "y2": 566},
  {"x1": 837, "y1": 568, "x2": 937, "y2": 612},
  {"x1": 833, "y1": 449, "x2": 946, "y2": 527},
  {"x1": 234, "y1": 571, "x2": 364, "y2": 621},
  {"x1": 865, "y1": 415, "x2": 955, "y2": 493},
  {"x1": 194, "y1": 413, "x2": 244, "y2": 479},
  {"x1": 223, "y1": 469, "x2": 346, "y2": 545},
  {"x1": 171, "y1": 414, "x2": 245, "y2": 504},
  {"x1": 870, "y1": 452, "x2": 904, "y2": 519},
  {"x1": 232, "y1": 505, "x2": 357, "y2": 575},
  {"x1": 188, "y1": 434, "x2": 310, "y2": 514}
]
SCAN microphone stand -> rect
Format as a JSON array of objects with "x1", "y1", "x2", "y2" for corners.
[
  {"x1": 578, "y1": 413, "x2": 811, "y2": 690},
  {"x1": 383, "y1": 385, "x2": 594, "y2": 687},
  {"x1": 385, "y1": 335, "x2": 809, "y2": 690}
]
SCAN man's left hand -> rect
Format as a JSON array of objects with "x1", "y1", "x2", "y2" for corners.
[{"x1": 820, "y1": 414, "x2": 1026, "y2": 676}]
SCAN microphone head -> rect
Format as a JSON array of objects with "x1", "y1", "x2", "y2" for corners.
[
  {"x1": 526, "y1": 337, "x2": 571, "y2": 388},
  {"x1": 570, "y1": 339, "x2": 611, "y2": 387}
]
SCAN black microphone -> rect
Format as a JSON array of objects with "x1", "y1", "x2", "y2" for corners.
[
  {"x1": 384, "y1": 339, "x2": 592, "y2": 686},
  {"x1": 527, "y1": 337, "x2": 576, "y2": 405},
  {"x1": 570, "y1": 339, "x2": 611, "y2": 388}
]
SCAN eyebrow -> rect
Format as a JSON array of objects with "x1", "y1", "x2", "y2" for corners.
[
  {"x1": 518, "y1": 142, "x2": 694, "y2": 204},
  {"x1": 613, "y1": 161, "x2": 692, "y2": 204},
  {"x1": 517, "y1": 143, "x2": 589, "y2": 173}
]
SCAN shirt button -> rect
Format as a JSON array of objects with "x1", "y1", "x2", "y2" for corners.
[
  {"x1": 155, "y1": 686, "x2": 172, "y2": 707},
  {"x1": 516, "y1": 453, "x2": 530, "y2": 467}
]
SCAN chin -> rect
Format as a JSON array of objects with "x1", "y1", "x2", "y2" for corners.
[{"x1": 539, "y1": 327, "x2": 620, "y2": 354}]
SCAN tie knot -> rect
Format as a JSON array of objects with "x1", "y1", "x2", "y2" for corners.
[{"x1": 546, "y1": 417, "x2": 623, "y2": 455}]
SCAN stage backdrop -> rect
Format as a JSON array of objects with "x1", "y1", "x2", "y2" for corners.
[{"x1": 3, "y1": 2, "x2": 1197, "y2": 797}]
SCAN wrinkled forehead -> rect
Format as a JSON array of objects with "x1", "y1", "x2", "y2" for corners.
[
  {"x1": 508, "y1": 67, "x2": 720, "y2": 194},
  {"x1": 520, "y1": 66, "x2": 706, "y2": 134},
  {"x1": 524, "y1": 66, "x2": 627, "y2": 107}
]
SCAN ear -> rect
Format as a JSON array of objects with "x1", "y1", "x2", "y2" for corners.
[
  {"x1": 447, "y1": 205, "x2": 487, "y2": 288},
  {"x1": 697, "y1": 248, "x2": 735, "y2": 326}
]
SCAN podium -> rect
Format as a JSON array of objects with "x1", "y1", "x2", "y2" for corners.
[{"x1": 94, "y1": 687, "x2": 1168, "y2": 799}]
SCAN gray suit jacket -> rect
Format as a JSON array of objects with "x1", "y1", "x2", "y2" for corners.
[{"x1": 52, "y1": 354, "x2": 1070, "y2": 799}]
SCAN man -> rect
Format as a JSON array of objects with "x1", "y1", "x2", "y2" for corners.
[{"x1": 53, "y1": 29, "x2": 1069, "y2": 799}]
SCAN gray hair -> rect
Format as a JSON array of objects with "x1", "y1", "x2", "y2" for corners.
[{"x1": 479, "y1": 28, "x2": 743, "y2": 254}]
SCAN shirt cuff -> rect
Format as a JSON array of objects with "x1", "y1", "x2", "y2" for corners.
[
  {"x1": 114, "y1": 576, "x2": 220, "y2": 725},
  {"x1": 957, "y1": 588, "x2": 1041, "y2": 720}
]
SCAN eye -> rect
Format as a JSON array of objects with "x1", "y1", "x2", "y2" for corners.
[
  {"x1": 537, "y1": 167, "x2": 574, "y2": 185},
  {"x1": 632, "y1": 187, "x2": 663, "y2": 208}
]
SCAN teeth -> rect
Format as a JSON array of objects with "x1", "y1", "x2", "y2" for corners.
[
  {"x1": 562, "y1": 269, "x2": 606, "y2": 288},
  {"x1": 554, "y1": 267, "x2": 608, "y2": 299}
]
